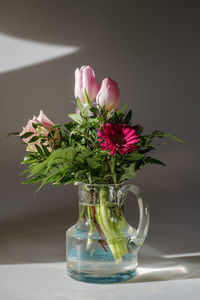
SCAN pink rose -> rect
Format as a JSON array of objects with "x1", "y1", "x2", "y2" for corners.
[
  {"x1": 20, "y1": 110, "x2": 60, "y2": 152},
  {"x1": 96, "y1": 78, "x2": 120, "y2": 111},
  {"x1": 74, "y1": 65, "x2": 99, "y2": 104}
]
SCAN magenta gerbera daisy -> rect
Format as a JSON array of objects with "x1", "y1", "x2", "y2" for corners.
[{"x1": 97, "y1": 123, "x2": 139, "y2": 156}]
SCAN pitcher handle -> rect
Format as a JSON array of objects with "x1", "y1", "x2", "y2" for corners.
[{"x1": 119, "y1": 184, "x2": 150, "y2": 247}]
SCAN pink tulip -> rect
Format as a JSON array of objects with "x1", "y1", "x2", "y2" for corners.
[
  {"x1": 96, "y1": 78, "x2": 120, "y2": 111},
  {"x1": 74, "y1": 65, "x2": 99, "y2": 104},
  {"x1": 20, "y1": 110, "x2": 60, "y2": 152}
]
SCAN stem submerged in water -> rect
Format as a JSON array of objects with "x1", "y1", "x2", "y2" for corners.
[
  {"x1": 86, "y1": 206, "x2": 94, "y2": 249},
  {"x1": 82, "y1": 185, "x2": 128, "y2": 262},
  {"x1": 95, "y1": 187, "x2": 128, "y2": 262}
]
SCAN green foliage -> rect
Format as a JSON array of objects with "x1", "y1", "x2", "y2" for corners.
[
  {"x1": 152, "y1": 131, "x2": 185, "y2": 143},
  {"x1": 12, "y1": 96, "x2": 184, "y2": 189},
  {"x1": 68, "y1": 113, "x2": 83, "y2": 124},
  {"x1": 123, "y1": 110, "x2": 132, "y2": 124},
  {"x1": 140, "y1": 130, "x2": 185, "y2": 146},
  {"x1": 120, "y1": 163, "x2": 136, "y2": 182},
  {"x1": 144, "y1": 157, "x2": 166, "y2": 166},
  {"x1": 84, "y1": 88, "x2": 92, "y2": 107},
  {"x1": 20, "y1": 132, "x2": 34, "y2": 139},
  {"x1": 7, "y1": 131, "x2": 20, "y2": 137}
]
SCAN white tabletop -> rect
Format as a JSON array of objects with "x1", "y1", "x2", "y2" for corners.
[
  {"x1": 0, "y1": 262, "x2": 200, "y2": 300},
  {"x1": 0, "y1": 222, "x2": 199, "y2": 300}
]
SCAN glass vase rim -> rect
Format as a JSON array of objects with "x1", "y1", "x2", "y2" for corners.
[{"x1": 75, "y1": 182, "x2": 126, "y2": 188}]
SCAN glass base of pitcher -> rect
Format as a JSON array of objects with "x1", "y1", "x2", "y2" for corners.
[{"x1": 67, "y1": 269, "x2": 136, "y2": 284}]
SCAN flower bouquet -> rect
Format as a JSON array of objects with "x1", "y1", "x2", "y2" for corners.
[{"x1": 10, "y1": 66, "x2": 183, "y2": 283}]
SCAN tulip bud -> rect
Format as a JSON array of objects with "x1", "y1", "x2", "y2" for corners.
[
  {"x1": 96, "y1": 78, "x2": 120, "y2": 111},
  {"x1": 74, "y1": 65, "x2": 99, "y2": 104}
]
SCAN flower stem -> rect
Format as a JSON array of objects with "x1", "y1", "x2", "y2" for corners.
[
  {"x1": 87, "y1": 190, "x2": 108, "y2": 251},
  {"x1": 95, "y1": 187, "x2": 128, "y2": 262}
]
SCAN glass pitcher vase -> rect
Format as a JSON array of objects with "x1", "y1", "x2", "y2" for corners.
[{"x1": 66, "y1": 183, "x2": 150, "y2": 283}]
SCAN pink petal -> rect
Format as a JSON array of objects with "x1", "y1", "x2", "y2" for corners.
[
  {"x1": 82, "y1": 66, "x2": 98, "y2": 102},
  {"x1": 37, "y1": 110, "x2": 54, "y2": 129}
]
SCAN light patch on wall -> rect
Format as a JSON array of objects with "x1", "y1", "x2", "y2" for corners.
[{"x1": 0, "y1": 33, "x2": 79, "y2": 74}]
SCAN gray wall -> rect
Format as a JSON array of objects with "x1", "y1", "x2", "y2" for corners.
[{"x1": 1, "y1": 0, "x2": 199, "y2": 265}]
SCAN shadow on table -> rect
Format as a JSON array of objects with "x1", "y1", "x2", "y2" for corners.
[
  {"x1": 0, "y1": 208, "x2": 75, "y2": 264},
  {"x1": 125, "y1": 246, "x2": 200, "y2": 283}
]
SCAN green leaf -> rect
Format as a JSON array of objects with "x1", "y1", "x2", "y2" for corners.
[
  {"x1": 7, "y1": 131, "x2": 20, "y2": 137},
  {"x1": 50, "y1": 124, "x2": 62, "y2": 130},
  {"x1": 145, "y1": 157, "x2": 166, "y2": 166},
  {"x1": 121, "y1": 105, "x2": 127, "y2": 113},
  {"x1": 35, "y1": 180, "x2": 48, "y2": 193},
  {"x1": 42, "y1": 144, "x2": 51, "y2": 156},
  {"x1": 84, "y1": 88, "x2": 92, "y2": 107},
  {"x1": 32, "y1": 123, "x2": 38, "y2": 129},
  {"x1": 139, "y1": 147, "x2": 155, "y2": 154},
  {"x1": 40, "y1": 138, "x2": 47, "y2": 143},
  {"x1": 87, "y1": 157, "x2": 101, "y2": 169},
  {"x1": 90, "y1": 106, "x2": 98, "y2": 115},
  {"x1": 22, "y1": 177, "x2": 42, "y2": 184},
  {"x1": 32, "y1": 121, "x2": 45, "y2": 128},
  {"x1": 34, "y1": 144, "x2": 44, "y2": 156},
  {"x1": 64, "y1": 122, "x2": 75, "y2": 130},
  {"x1": 68, "y1": 113, "x2": 83, "y2": 124},
  {"x1": 76, "y1": 97, "x2": 83, "y2": 112},
  {"x1": 161, "y1": 132, "x2": 185, "y2": 143},
  {"x1": 21, "y1": 156, "x2": 37, "y2": 165},
  {"x1": 83, "y1": 105, "x2": 91, "y2": 117},
  {"x1": 87, "y1": 117, "x2": 99, "y2": 125},
  {"x1": 47, "y1": 132, "x2": 52, "y2": 140},
  {"x1": 74, "y1": 170, "x2": 88, "y2": 181},
  {"x1": 120, "y1": 163, "x2": 136, "y2": 182},
  {"x1": 51, "y1": 129, "x2": 61, "y2": 139},
  {"x1": 150, "y1": 131, "x2": 185, "y2": 144},
  {"x1": 124, "y1": 110, "x2": 132, "y2": 124},
  {"x1": 139, "y1": 135, "x2": 152, "y2": 147},
  {"x1": 28, "y1": 135, "x2": 40, "y2": 143},
  {"x1": 110, "y1": 156, "x2": 117, "y2": 184},
  {"x1": 19, "y1": 132, "x2": 34, "y2": 139},
  {"x1": 125, "y1": 151, "x2": 145, "y2": 161}
]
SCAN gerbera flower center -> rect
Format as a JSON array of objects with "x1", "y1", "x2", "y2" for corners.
[{"x1": 109, "y1": 135, "x2": 125, "y2": 145}]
